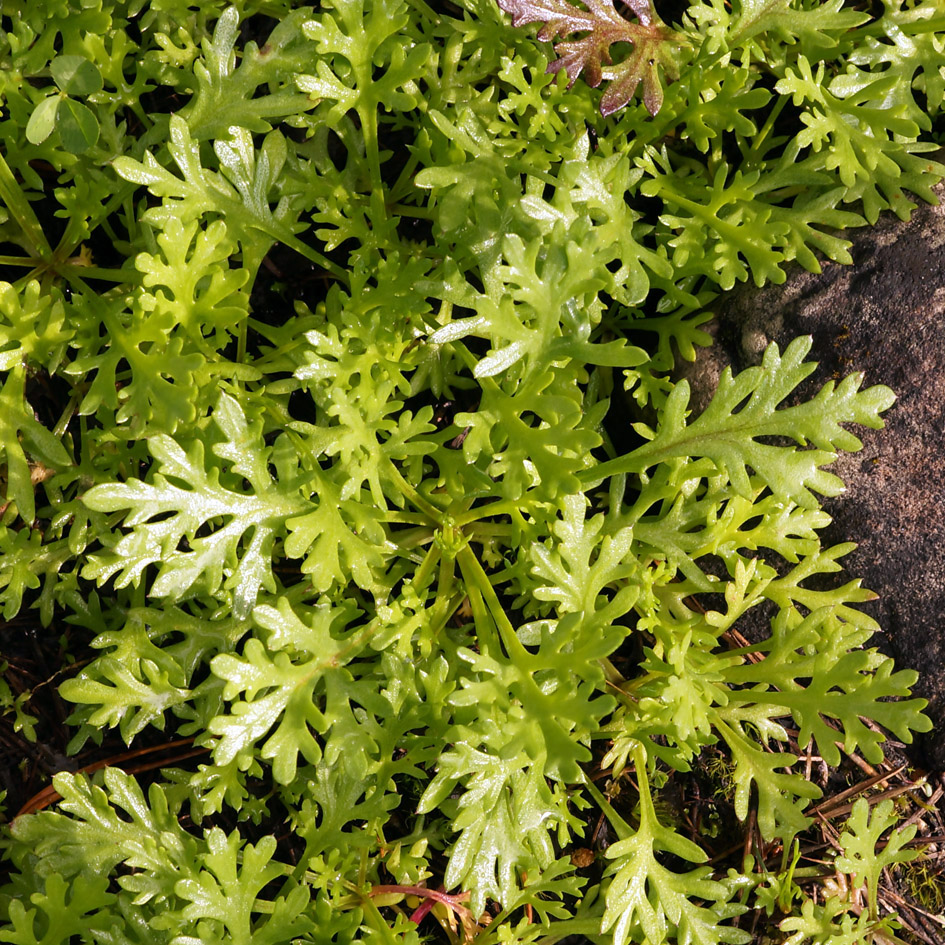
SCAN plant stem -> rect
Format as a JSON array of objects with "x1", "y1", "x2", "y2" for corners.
[{"x1": 0, "y1": 150, "x2": 51, "y2": 259}]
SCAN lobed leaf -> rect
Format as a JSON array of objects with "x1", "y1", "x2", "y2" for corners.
[
  {"x1": 498, "y1": 0, "x2": 687, "y2": 114},
  {"x1": 585, "y1": 335, "x2": 895, "y2": 508}
]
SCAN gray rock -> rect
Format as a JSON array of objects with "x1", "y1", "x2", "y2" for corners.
[{"x1": 678, "y1": 180, "x2": 945, "y2": 769}]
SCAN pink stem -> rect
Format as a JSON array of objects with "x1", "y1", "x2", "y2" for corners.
[
  {"x1": 368, "y1": 885, "x2": 472, "y2": 925},
  {"x1": 409, "y1": 898, "x2": 437, "y2": 924}
]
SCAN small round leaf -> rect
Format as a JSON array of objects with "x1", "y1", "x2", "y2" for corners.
[
  {"x1": 50, "y1": 55, "x2": 104, "y2": 96},
  {"x1": 57, "y1": 99, "x2": 100, "y2": 153},
  {"x1": 25, "y1": 95, "x2": 61, "y2": 145}
]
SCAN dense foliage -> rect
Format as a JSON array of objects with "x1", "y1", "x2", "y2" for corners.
[{"x1": 0, "y1": 0, "x2": 942, "y2": 942}]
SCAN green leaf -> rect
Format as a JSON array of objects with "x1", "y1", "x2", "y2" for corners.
[
  {"x1": 64, "y1": 291, "x2": 209, "y2": 434},
  {"x1": 585, "y1": 336, "x2": 895, "y2": 509},
  {"x1": 419, "y1": 746, "x2": 579, "y2": 913},
  {"x1": 724, "y1": 607, "x2": 932, "y2": 767},
  {"x1": 291, "y1": 315, "x2": 436, "y2": 509},
  {"x1": 775, "y1": 54, "x2": 944, "y2": 222},
  {"x1": 25, "y1": 96, "x2": 61, "y2": 146},
  {"x1": 600, "y1": 748, "x2": 750, "y2": 945},
  {"x1": 453, "y1": 542, "x2": 618, "y2": 782},
  {"x1": 60, "y1": 655, "x2": 190, "y2": 745},
  {"x1": 0, "y1": 149, "x2": 52, "y2": 257},
  {"x1": 730, "y1": 0, "x2": 868, "y2": 51},
  {"x1": 81, "y1": 393, "x2": 311, "y2": 617},
  {"x1": 779, "y1": 896, "x2": 882, "y2": 945},
  {"x1": 0, "y1": 873, "x2": 116, "y2": 945},
  {"x1": 182, "y1": 7, "x2": 316, "y2": 141},
  {"x1": 50, "y1": 55, "x2": 104, "y2": 96},
  {"x1": 175, "y1": 829, "x2": 315, "y2": 944},
  {"x1": 208, "y1": 600, "x2": 362, "y2": 783},
  {"x1": 0, "y1": 526, "x2": 43, "y2": 620},
  {"x1": 59, "y1": 602, "x2": 249, "y2": 750},
  {"x1": 638, "y1": 156, "x2": 789, "y2": 289},
  {"x1": 298, "y1": 748, "x2": 404, "y2": 860},
  {"x1": 0, "y1": 364, "x2": 72, "y2": 523},
  {"x1": 297, "y1": 0, "x2": 431, "y2": 119},
  {"x1": 113, "y1": 115, "x2": 343, "y2": 282},
  {"x1": 835, "y1": 798, "x2": 919, "y2": 917},
  {"x1": 456, "y1": 368, "x2": 602, "y2": 502},
  {"x1": 56, "y1": 99, "x2": 99, "y2": 154},
  {"x1": 8, "y1": 768, "x2": 199, "y2": 891},
  {"x1": 282, "y1": 479, "x2": 391, "y2": 595},
  {"x1": 0, "y1": 280, "x2": 71, "y2": 373},
  {"x1": 0, "y1": 2, "x2": 940, "y2": 941},
  {"x1": 715, "y1": 715, "x2": 820, "y2": 844},
  {"x1": 133, "y1": 216, "x2": 249, "y2": 349}
]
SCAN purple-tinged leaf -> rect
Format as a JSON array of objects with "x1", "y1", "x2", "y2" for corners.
[{"x1": 498, "y1": 0, "x2": 685, "y2": 115}]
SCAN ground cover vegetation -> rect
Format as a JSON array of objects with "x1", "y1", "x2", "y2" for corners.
[{"x1": 0, "y1": 0, "x2": 944, "y2": 941}]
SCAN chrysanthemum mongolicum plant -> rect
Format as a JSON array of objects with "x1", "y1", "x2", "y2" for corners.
[{"x1": 0, "y1": 0, "x2": 941, "y2": 942}]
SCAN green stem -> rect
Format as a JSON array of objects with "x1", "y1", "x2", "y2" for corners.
[
  {"x1": 60, "y1": 265, "x2": 142, "y2": 286},
  {"x1": 413, "y1": 544, "x2": 440, "y2": 589},
  {"x1": 388, "y1": 201, "x2": 431, "y2": 220},
  {"x1": 456, "y1": 545, "x2": 521, "y2": 657},
  {"x1": 357, "y1": 96, "x2": 387, "y2": 225},
  {"x1": 278, "y1": 231, "x2": 349, "y2": 285},
  {"x1": 461, "y1": 568, "x2": 499, "y2": 658},
  {"x1": 382, "y1": 511, "x2": 433, "y2": 525},
  {"x1": 453, "y1": 498, "x2": 520, "y2": 527},
  {"x1": 612, "y1": 671, "x2": 655, "y2": 698},
  {"x1": 360, "y1": 895, "x2": 402, "y2": 945},
  {"x1": 437, "y1": 544, "x2": 456, "y2": 601},
  {"x1": 236, "y1": 321, "x2": 247, "y2": 365},
  {"x1": 466, "y1": 523, "x2": 513, "y2": 542},
  {"x1": 52, "y1": 388, "x2": 81, "y2": 439},
  {"x1": 52, "y1": 181, "x2": 138, "y2": 263},
  {"x1": 0, "y1": 150, "x2": 51, "y2": 259},
  {"x1": 0, "y1": 255, "x2": 38, "y2": 268},
  {"x1": 402, "y1": 0, "x2": 440, "y2": 24},
  {"x1": 388, "y1": 463, "x2": 444, "y2": 523},
  {"x1": 580, "y1": 768, "x2": 636, "y2": 837},
  {"x1": 745, "y1": 94, "x2": 788, "y2": 166},
  {"x1": 456, "y1": 545, "x2": 505, "y2": 655},
  {"x1": 578, "y1": 432, "x2": 715, "y2": 488}
]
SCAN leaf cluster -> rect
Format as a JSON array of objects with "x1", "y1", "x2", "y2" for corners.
[{"x1": 0, "y1": 0, "x2": 941, "y2": 943}]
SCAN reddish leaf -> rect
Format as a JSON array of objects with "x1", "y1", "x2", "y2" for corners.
[
  {"x1": 497, "y1": 0, "x2": 684, "y2": 115},
  {"x1": 597, "y1": 22, "x2": 682, "y2": 115}
]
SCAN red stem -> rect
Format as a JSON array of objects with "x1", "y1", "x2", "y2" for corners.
[
  {"x1": 409, "y1": 897, "x2": 437, "y2": 924},
  {"x1": 368, "y1": 885, "x2": 473, "y2": 926},
  {"x1": 369, "y1": 884, "x2": 470, "y2": 907}
]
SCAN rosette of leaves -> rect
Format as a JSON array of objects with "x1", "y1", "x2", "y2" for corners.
[{"x1": 0, "y1": 0, "x2": 941, "y2": 943}]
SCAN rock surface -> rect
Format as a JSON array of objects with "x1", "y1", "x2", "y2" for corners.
[{"x1": 677, "y1": 180, "x2": 945, "y2": 769}]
